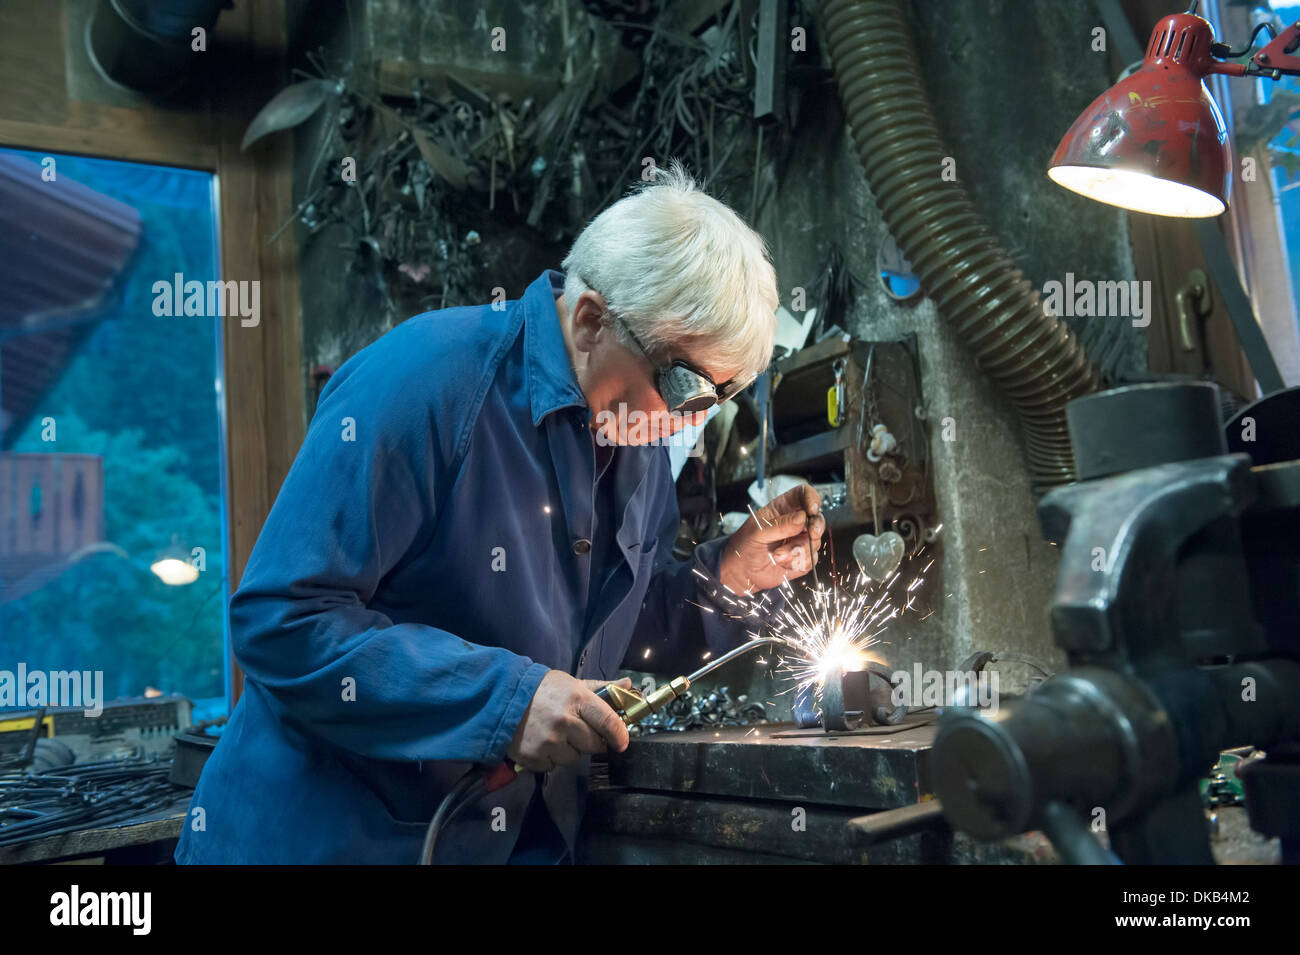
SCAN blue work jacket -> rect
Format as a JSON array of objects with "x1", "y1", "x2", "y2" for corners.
[{"x1": 175, "y1": 269, "x2": 761, "y2": 864}]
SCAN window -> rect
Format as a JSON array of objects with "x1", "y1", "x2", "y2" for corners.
[
  {"x1": 0, "y1": 147, "x2": 229, "y2": 722},
  {"x1": 1206, "y1": 0, "x2": 1300, "y2": 384},
  {"x1": 1262, "y1": 4, "x2": 1300, "y2": 320}
]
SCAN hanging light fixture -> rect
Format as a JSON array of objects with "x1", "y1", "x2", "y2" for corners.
[
  {"x1": 1048, "y1": 1, "x2": 1300, "y2": 217},
  {"x1": 149, "y1": 535, "x2": 199, "y2": 586}
]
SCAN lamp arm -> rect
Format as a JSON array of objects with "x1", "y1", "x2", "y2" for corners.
[
  {"x1": 1208, "y1": 19, "x2": 1300, "y2": 79},
  {"x1": 1251, "y1": 20, "x2": 1300, "y2": 77}
]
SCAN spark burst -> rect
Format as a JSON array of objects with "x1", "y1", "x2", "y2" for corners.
[
  {"x1": 687, "y1": 530, "x2": 941, "y2": 704},
  {"x1": 767, "y1": 548, "x2": 936, "y2": 700},
  {"x1": 769, "y1": 574, "x2": 890, "y2": 698}
]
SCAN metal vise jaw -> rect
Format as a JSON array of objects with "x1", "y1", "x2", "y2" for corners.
[{"x1": 930, "y1": 382, "x2": 1300, "y2": 864}]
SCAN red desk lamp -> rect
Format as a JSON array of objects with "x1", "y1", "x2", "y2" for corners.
[{"x1": 1049, "y1": 0, "x2": 1300, "y2": 217}]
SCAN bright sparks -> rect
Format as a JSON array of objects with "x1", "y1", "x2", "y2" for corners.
[
  {"x1": 677, "y1": 529, "x2": 942, "y2": 707},
  {"x1": 770, "y1": 577, "x2": 885, "y2": 698},
  {"x1": 765, "y1": 544, "x2": 939, "y2": 701}
]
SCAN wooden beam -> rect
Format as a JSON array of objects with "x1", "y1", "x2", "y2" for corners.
[
  {"x1": 0, "y1": 2, "x2": 217, "y2": 166},
  {"x1": 215, "y1": 0, "x2": 304, "y2": 704},
  {"x1": 0, "y1": 116, "x2": 218, "y2": 168}
]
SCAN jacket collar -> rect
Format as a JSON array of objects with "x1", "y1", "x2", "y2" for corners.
[{"x1": 524, "y1": 269, "x2": 588, "y2": 427}]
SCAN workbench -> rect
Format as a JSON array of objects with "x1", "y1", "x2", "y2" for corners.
[
  {"x1": 0, "y1": 725, "x2": 1276, "y2": 864},
  {"x1": 0, "y1": 794, "x2": 189, "y2": 865},
  {"x1": 577, "y1": 717, "x2": 1280, "y2": 864}
]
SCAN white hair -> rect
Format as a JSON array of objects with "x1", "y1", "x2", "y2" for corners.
[{"x1": 561, "y1": 160, "x2": 778, "y2": 383}]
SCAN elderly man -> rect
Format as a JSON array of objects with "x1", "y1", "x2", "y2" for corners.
[{"x1": 176, "y1": 163, "x2": 825, "y2": 864}]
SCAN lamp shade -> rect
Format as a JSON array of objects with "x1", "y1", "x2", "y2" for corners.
[{"x1": 1048, "y1": 12, "x2": 1231, "y2": 217}]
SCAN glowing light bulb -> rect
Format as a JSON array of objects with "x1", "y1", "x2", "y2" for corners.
[
  {"x1": 150, "y1": 557, "x2": 199, "y2": 586},
  {"x1": 1047, "y1": 166, "x2": 1225, "y2": 218}
]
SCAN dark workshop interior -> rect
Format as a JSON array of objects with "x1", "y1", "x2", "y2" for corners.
[{"x1": 0, "y1": 0, "x2": 1299, "y2": 892}]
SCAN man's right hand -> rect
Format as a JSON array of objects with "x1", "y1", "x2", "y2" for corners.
[{"x1": 505, "y1": 670, "x2": 632, "y2": 772}]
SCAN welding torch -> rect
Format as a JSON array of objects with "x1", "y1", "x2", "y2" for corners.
[
  {"x1": 420, "y1": 636, "x2": 780, "y2": 863},
  {"x1": 593, "y1": 636, "x2": 780, "y2": 728}
]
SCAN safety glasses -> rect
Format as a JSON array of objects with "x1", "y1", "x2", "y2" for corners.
[
  {"x1": 611, "y1": 313, "x2": 750, "y2": 415},
  {"x1": 574, "y1": 272, "x2": 752, "y2": 413}
]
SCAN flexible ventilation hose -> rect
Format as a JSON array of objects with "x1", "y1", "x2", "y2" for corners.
[{"x1": 819, "y1": 0, "x2": 1102, "y2": 489}]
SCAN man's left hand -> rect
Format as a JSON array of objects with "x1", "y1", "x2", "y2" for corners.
[{"x1": 717, "y1": 484, "x2": 825, "y2": 595}]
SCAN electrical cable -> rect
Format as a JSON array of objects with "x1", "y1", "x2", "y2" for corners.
[
  {"x1": 419, "y1": 771, "x2": 485, "y2": 865},
  {"x1": 1221, "y1": 21, "x2": 1278, "y2": 58}
]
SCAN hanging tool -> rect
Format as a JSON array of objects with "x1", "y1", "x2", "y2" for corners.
[
  {"x1": 856, "y1": 344, "x2": 875, "y2": 452},
  {"x1": 827, "y1": 357, "x2": 847, "y2": 427}
]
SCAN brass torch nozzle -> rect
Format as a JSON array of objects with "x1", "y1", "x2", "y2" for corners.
[{"x1": 599, "y1": 677, "x2": 690, "y2": 727}]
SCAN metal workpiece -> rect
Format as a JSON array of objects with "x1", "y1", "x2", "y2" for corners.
[
  {"x1": 819, "y1": 661, "x2": 907, "y2": 731},
  {"x1": 817, "y1": 668, "x2": 854, "y2": 731},
  {"x1": 605, "y1": 716, "x2": 936, "y2": 811},
  {"x1": 1066, "y1": 382, "x2": 1227, "y2": 481}
]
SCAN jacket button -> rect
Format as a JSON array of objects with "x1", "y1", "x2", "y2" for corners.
[{"x1": 572, "y1": 538, "x2": 592, "y2": 555}]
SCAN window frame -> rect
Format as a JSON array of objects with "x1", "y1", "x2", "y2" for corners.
[{"x1": 0, "y1": 0, "x2": 305, "y2": 709}]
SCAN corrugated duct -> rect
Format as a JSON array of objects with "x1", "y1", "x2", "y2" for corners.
[{"x1": 819, "y1": 0, "x2": 1102, "y2": 490}]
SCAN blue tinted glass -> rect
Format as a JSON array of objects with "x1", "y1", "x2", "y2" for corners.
[
  {"x1": 0, "y1": 147, "x2": 228, "y2": 722},
  {"x1": 1265, "y1": 5, "x2": 1300, "y2": 333}
]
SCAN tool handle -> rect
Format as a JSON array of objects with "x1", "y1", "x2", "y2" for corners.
[
  {"x1": 846, "y1": 800, "x2": 947, "y2": 846},
  {"x1": 481, "y1": 761, "x2": 520, "y2": 791},
  {"x1": 594, "y1": 681, "x2": 644, "y2": 721},
  {"x1": 500, "y1": 684, "x2": 626, "y2": 780}
]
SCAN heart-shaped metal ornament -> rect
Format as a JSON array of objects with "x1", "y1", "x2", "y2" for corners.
[{"x1": 853, "y1": 530, "x2": 905, "y2": 583}]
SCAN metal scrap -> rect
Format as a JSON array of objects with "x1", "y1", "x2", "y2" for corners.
[
  {"x1": 0, "y1": 754, "x2": 183, "y2": 847},
  {"x1": 629, "y1": 685, "x2": 768, "y2": 736}
]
